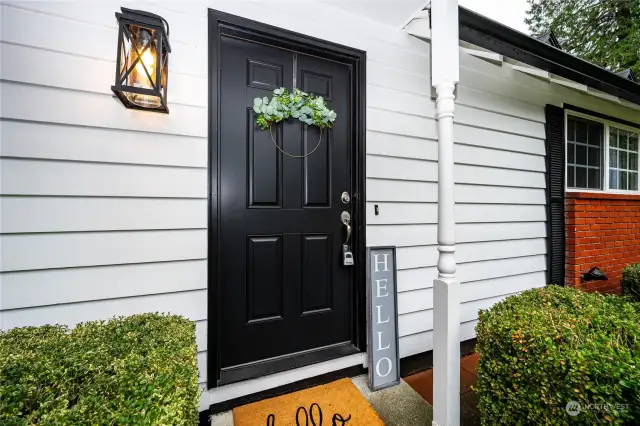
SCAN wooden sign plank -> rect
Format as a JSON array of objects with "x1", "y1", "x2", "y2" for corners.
[{"x1": 366, "y1": 246, "x2": 400, "y2": 391}]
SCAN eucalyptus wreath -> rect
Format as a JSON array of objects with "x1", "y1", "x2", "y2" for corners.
[{"x1": 253, "y1": 87, "x2": 337, "y2": 158}]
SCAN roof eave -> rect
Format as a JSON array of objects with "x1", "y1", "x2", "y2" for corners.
[{"x1": 457, "y1": 7, "x2": 640, "y2": 106}]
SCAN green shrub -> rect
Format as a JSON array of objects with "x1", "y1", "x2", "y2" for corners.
[
  {"x1": 475, "y1": 286, "x2": 640, "y2": 425},
  {"x1": 622, "y1": 262, "x2": 640, "y2": 302},
  {"x1": 0, "y1": 313, "x2": 200, "y2": 425}
]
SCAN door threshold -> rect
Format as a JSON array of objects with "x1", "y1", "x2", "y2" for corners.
[
  {"x1": 219, "y1": 342, "x2": 360, "y2": 386},
  {"x1": 209, "y1": 365, "x2": 365, "y2": 415},
  {"x1": 202, "y1": 352, "x2": 364, "y2": 413}
]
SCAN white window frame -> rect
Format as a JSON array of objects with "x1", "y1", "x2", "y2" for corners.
[{"x1": 564, "y1": 108, "x2": 640, "y2": 194}]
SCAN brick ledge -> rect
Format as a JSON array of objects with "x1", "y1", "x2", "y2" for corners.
[{"x1": 566, "y1": 191, "x2": 640, "y2": 201}]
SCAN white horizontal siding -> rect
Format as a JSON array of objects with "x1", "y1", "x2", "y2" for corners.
[
  {"x1": 195, "y1": 320, "x2": 208, "y2": 351},
  {"x1": 367, "y1": 203, "x2": 547, "y2": 225},
  {"x1": 455, "y1": 144, "x2": 546, "y2": 172},
  {"x1": 398, "y1": 288, "x2": 433, "y2": 315},
  {"x1": 455, "y1": 185, "x2": 547, "y2": 205},
  {"x1": 367, "y1": 131, "x2": 438, "y2": 160},
  {"x1": 369, "y1": 85, "x2": 545, "y2": 140},
  {"x1": 459, "y1": 272, "x2": 547, "y2": 305},
  {"x1": 396, "y1": 239, "x2": 547, "y2": 270},
  {"x1": 0, "y1": 39, "x2": 206, "y2": 108},
  {"x1": 1, "y1": 289, "x2": 207, "y2": 329},
  {"x1": 367, "y1": 118, "x2": 546, "y2": 158},
  {"x1": 455, "y1": 85, "x2": 546, "y2": 123},
  {"x1": 0, "y1": 4, "x2": 206, "y2": 77},
  {"x1": 1, "y1": 158, "x2": 207, "y2": 198},
  {"x1": 1, "y1": 120, "x2": 207, "y2": 167},
  {"x1": 1, "y1": 82, "x2": 207, "y2": 138},
  {"x1": 454, "y1": 124, "x2": 546, "y2": 155},
  {"x1": 455, "y1": 105, "x2": 545, "y2": 139},
  {"x1": 367, "y1": 62, "x2": 547, "y2": 126},
  {"x1": 368, "y1": 64, "x2": 430, "y2": 98},
  {"x1": 398, "y1": 310, "x2": 433, "y2": 338},
  {"x1": 367, "y1": 156, "x2": 546, "y2": 188},
  {"x1": 2, "y1": 1, "x2": 207, "y2": 47},
  {"x1": 1, "y1": 260, "x2": 208, "y2": 310},
  {"x1": 367, "y1": 108, "x2": 436, "y2": 139},
  {"x1": 368, "y1": 222, "x2": 546, "y2": 247},
  {"x1": 368, "y1": 180, "x2": 547, "y2": 204},
  {"x1": 1, "y1": 230, "x2": 207, "y2": 272},
  {"x1": 396, "y1": 255, "x2": 548, "y2": 293},
  {"x1": 1, "y1": 197, "x2": 207, "y2": 233}
]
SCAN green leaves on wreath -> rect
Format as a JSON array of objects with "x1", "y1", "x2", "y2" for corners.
[{"x1": 253, "y1": 87, "x2": 337, "y2": 131}]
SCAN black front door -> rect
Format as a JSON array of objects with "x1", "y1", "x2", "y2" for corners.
[{"x1": 216, "y1": 32, "x2": 359, "y2": 384}]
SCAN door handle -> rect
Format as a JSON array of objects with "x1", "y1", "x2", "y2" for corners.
[{"x1": 340, "y1": 211, "x2": 351, "y2": 246}]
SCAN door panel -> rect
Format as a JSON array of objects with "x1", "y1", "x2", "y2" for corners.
[
  {"x1": 218, "y1": 35, "x2": 356, "y2": 381},
  {"x1": 301, "y1": 234, "x2": 333, "y2": 314},
  {"x1": 248, "y1": 109, "x2": 282, "y2": 207},
  {"x1": 246, "y1": 235, "x2": 283, "y2": 323},
  {"x1": 303, "y1": 126, "x2": 331, "y2": 207},
  {"x1": 248, "y1": 59, "x2": 283, "y2": 91}
]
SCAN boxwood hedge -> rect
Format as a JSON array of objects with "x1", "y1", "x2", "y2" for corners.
[
  {"x1": 622, "y1": 262, "x2": 640, "y2": 302},
  {"x1": 0, "y1": 313, "x2": 200, "y2": 425},
  {"x1": 475, "y1": 286, "x2": 640, "y2": 425}
]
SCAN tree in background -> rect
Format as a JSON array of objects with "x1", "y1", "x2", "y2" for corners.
[{"x1": 526, "y1": 0, "x2": 640, "y2": 75}]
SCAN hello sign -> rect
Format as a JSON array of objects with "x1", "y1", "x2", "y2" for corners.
[{"x1": 366, "y1": 247, "x2": 400, "y2": 391}]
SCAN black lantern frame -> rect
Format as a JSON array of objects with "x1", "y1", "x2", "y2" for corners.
[{"x1": 111, "y1": 8, "x2": 171, "y2": 113}]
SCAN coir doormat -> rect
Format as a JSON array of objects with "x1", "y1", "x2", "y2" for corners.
[{"x1": 232, "y1": 378, "x2": 384, "y2": 426}]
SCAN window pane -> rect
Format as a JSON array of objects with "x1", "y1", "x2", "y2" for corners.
[
  {"x1": 576, "y1": 167, "x2": 587, "y2": 188},
  {"x1": 631, "y1": 153, "x2": 638, "y2": 171},
  {"x1": 587, "y1": 123, "x2": 601, "y2": 146},
  {"x1": 588, "y1": 147, "x2": 600, "y2": 167},
  {"x1": 576, "y1": 121, "x2": 587, "y2": 142},
  {"x1": 621, "y1": 151, "x2": 628, "y2": 169},
  {"x1": 621, "y1": 171, "x2": 628, "y2": 190},
  {"x1": 610, "y1": 149, "x2": 618, "y2": 168},
  {"x1": 568, "y1": 119, "x2": 576, "y2": 141},
  {"x1": 587, "y1": 168, "x2": 600, "y2": 189},
  {"x1": 630, "y1": 134, "x2": 638, "y2": 152},
  {"x1": 567, "y1": 166, "x2": 575, "y2": 187},
  {"x1": 610, "y1": 169, "x2": 619, "y2": 189},
  {"x1": 619, "y1": 131, "x2": 628, "y2": 150},
  {"x1": 568, "y1": 143, "x2": 575, "y2": 164},
  {"x1": 630, "y1": 172, "x2": 638, "y2": 191},
  {"x1": 576, "y1": 144, "x2": 587, "y2": 165},
  {"x1": 609, "y1": 127, "x2": 618, "y2": 148}
]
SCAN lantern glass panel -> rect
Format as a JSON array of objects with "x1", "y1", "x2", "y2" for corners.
[
  {"x1": 122, "y1": 24, "x2": 161, "y2": 109},
  {"x1": 161, "y1": 49, "x2": 169, "y2": 101}
]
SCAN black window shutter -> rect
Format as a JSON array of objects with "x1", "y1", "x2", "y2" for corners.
[{"x1": 545, "y1": 105, "x2": 565, "y2": 285}]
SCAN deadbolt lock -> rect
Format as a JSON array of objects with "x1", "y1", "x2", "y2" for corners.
[{"x1": 341, "y1": 191, "x2": 351, "y2": 204}]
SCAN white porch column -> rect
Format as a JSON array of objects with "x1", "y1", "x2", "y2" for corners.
[{"x1": 430, "y1": 1, "x2": 460, "y2": 425}]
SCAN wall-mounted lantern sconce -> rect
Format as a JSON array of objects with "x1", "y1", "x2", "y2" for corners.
[{"x1": 111, "y1": 8, "x2": 170, "y2": 113}]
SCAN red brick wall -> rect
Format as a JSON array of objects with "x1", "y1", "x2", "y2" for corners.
[{"x1": 565, "y1": 192, "x2": 640, "y2": 293}]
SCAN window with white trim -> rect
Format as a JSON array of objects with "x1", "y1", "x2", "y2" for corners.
[
  {"x1": 609, "y1": 127, "x2": 639, "y2": 191},
  {"x1": 566, "y1": 111, "x2": 640, "y2": 192}
]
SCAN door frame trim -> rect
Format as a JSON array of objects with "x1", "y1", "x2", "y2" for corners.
[{"x1": 207, "y1": 9, "x2": 367, "y2": 389}]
